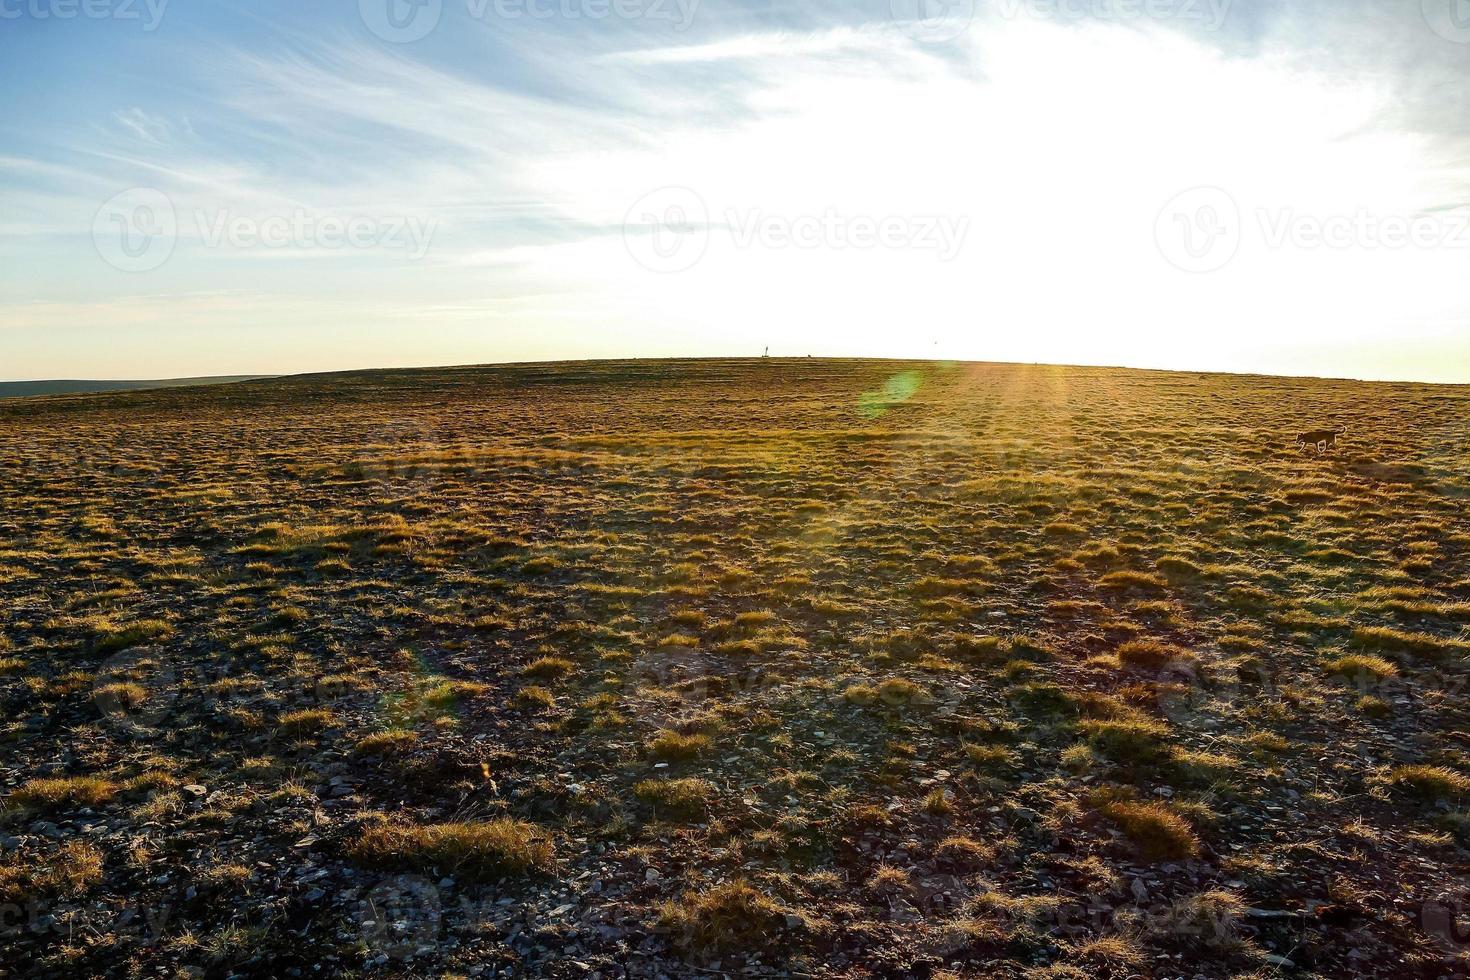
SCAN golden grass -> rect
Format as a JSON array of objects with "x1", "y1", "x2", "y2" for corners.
[
  {"x1": 658, "y1": 879, "x2": 791, "y2": 951},
  {"x1": 350, "y1": 818, "x2": 555, "y2": 880},
  {"x1": 3, "y1": 358, "x2": 1467, "y2": 976},
  {"x1": 522, "y1": 656, "x2": 577, "y2": 680},
  {"x1": 353, "y1": 729, "x2": 420, "y2": 755},
  {"x1": 1385, "y1": 765, "x2": 1470, "y2": 799},
  {"x1": 1323, "y1": 653, "x2": 1398, "y2": 680},
  {"x1": 1094, "y1": 797, "x2": 1200, "y2": 861},
  {"x1": 92, "y1": 617, "x2": 174, "y2": 653},
  {"x1": 1115, "y1": 639, "x2": 1189, "y2": 670},
  {"x1": 0, "y1": 841, "x2": 104, "y2": 903},
  {"x1": 634, "y1": 777, "x2": 715, "y2": 818},
  {"x1": 7, "y1": 776, "x2": 120, "y2": 811},
  {"x1": 647, "y1": 730, "x2": 711, "y2": 760},
  {"x1": 277, "y1": 709, "x2": 337, "y2": 735}
]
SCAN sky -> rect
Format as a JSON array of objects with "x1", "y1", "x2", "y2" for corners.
[{"x1": 2, "y1": 0, "x2": 1469, "y2": 383}]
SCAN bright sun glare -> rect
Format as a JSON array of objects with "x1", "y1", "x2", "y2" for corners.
[{"x1": 2, "y1": 3, "x2": 1468, "y2": 380}]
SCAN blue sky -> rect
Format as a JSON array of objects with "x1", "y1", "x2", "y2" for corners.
[{"x1": 3, "y1": 0, "x2": 1470, "y2": 381}]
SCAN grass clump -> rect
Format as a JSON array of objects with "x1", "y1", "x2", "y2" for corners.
[
  {"x1": 93, "y1": 618, "x2": 173, "y2": 653},
  {"x1": 1098, "y1": 570, "x2": 1169, "y2": 593},
  {"x1": 1384, "y1": 765, "x2": 1470, "y2": 800},
  {"x1": 964, "y1": 744, "x2": 1019, "y2": 773},
  {"x1": 94, "y1": 680, "x2": 150, "y2": 709},
  {"x1": 522, "y1": 656, "x2": 577, "y2": 680},
  {"x1": 934, "y1": 835, "x2": 992, "y2": 870},
  {"x1": 422, "y1": 679, "x2": 489, "y2": 708},
  {"x1": 0, "y1": 841, "x2": 105, "y2": 902},
  {"x1": 1079, "y1": 718, "x2": 1172, "y2": 766},
  {"x1": 7, "y1": 776, "x2": 120, "y2": 811},
  {"x1": 1094, "y1": 796, "x2": 1199, "y2": 861},
  {"x1": 1156, "y1": 556, "x2": 1203, "y2": 579},
  {"x1": 277, "y1": 708, "x2": 337, "y2": 736},
  {"x1": 1351, "y1": 626, "x2": 1465, "y2": 659},
  {"x1": 659, "y1": 879, "x2": 792, "y2": 952},
  {"x1": 1323, "y1": 654, "x2": 1397, "y2": 681},
  {"x1": 1116, "y1": 639, "x2": 1190, "y2": 670},
  {"x1": 516, "y1": 685, "x2": 557, "y2": 709},
  {"x1": 351, "y1": 818, "x2": 555, "y2": 880},
  {"x1": 354, "y1": 729, "x2": 420, "y2": 756},
  {"x1": 845, "y1": 677, "x2": 926, "y2": 708},
  {"x1": 634, "y1": 777, "x2": 715, "y2": 819},
  {"x1": 647, "y1": 730, "x2": 711, "y2": 760}
]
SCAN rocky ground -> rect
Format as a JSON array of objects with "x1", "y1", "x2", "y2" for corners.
[{"x1": 0, "y1": 358, "x2": 1467, "y2": 978}]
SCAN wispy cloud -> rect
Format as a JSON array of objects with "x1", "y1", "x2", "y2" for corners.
[{"x1": 1, "y1": 2, "x2": 1468, "y2": 380}]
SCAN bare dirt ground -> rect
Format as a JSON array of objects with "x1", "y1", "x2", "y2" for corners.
[{"x1": 1, "y1": 358, "x2": 1467, "y2": 978}]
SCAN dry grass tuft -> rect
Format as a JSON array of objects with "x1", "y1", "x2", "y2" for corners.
[
  {"x1": 635, "y1": 777, "x2": 715, "y2": 818},
  {"x1": 1323, "y1": 653, "x2": 1397, "y2": 680},
  {"x1": 7, "y1": 776, "x2": 120, "y2": 811},
  {"x1": 1116, "y1": 639, "x2": 1190, "y2": 670},
  {"x1": 0, "y1": 841, "x2": 105, "y2": 902},
  {"x1": 277, "y1": 709, "x2": 337, "y2": 736},
  {"x1": 1094, "y1": 797, "x2": 1199, "y2": 861},
  {"x1": 1385, "y1": 765, "x2": 1470, "y2": 799},
  {"x1": 647, "y1": 730, "x2": 711, "y2": 760},
  {"x1": 659, "y1": 879, "x2": 792, "y2": 951},
  {"x1": 354, "y1": 729, "x2": 420, "y2": 756},
  {"x1": 522, "y1": 656, "x2": 577, "y2": 680},
  {"x1": 350, "y1": 818, "x2": 555, "y2": 880}
]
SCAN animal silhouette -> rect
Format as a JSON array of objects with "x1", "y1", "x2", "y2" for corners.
[{"x1": 1297, "y1": 428, "x2": 1342, "y2": 452}]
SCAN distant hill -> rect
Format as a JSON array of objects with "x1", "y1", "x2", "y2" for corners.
[{"x1": 0, "y1": 376, "x2": 274, "y2": 399}]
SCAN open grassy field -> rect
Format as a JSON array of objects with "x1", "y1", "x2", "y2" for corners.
[{"x1": 1, "y1": 357, "x2": 1468, "y2": 978}]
